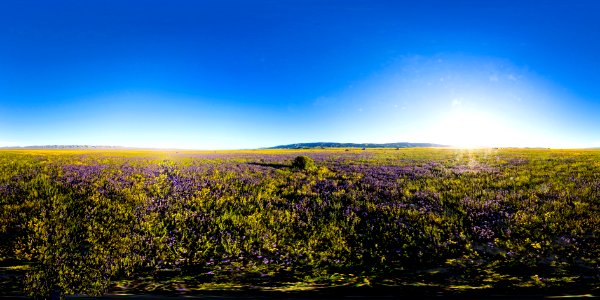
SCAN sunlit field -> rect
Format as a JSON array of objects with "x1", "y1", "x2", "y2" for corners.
[{"x1": 1, "y1": 148, "x2": 598, "y2": 298}]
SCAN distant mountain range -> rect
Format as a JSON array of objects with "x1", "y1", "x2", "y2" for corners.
[
  {"x1": 0, "y1": 145, "x2": 127, "y2": 149},
  {"x1": 267, "y1": 142, "x2": 448, "y2": 149}
]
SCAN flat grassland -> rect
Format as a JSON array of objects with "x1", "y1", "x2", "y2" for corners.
[{"x1": 0, "y1": 148, "x2": 598, "y2": 298}]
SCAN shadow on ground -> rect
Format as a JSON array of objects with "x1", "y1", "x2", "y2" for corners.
[
  {"x1": 2, "y1": 261, "x2": 598, "y2": 300},
  {"x1": 63, "y1": 285, "x2": 599, "y2": 300},
  {"x1": 247, "y1": 162, "x2": 290, "y2": 169},
  {"x1": 50, "y1": 270, "x2": 600, "y2": 300}
]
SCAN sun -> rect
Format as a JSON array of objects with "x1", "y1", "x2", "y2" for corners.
[{"x1": 433, "y1": 109, "x2": 513, "y2": 148}]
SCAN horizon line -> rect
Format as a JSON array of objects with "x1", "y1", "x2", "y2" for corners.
[{"x1": 1, "y1": 143, "x2": 599, "y2": 151}]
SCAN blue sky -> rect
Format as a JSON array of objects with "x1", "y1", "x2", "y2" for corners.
[{"x1": 1, "y1": 0, "x2": 599, "y2": 149}]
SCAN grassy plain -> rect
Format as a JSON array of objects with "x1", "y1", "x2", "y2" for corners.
[{"x1": 0, "y1": 148, "x2": 598, "y2": 298}]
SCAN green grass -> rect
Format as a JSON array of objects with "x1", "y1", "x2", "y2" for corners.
[{"x1": 0, "y1": 148, "x2": 598, "y2": 298}]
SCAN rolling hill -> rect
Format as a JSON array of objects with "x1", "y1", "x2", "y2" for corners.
[{"x1": 267, "y1": 142, "x2": 448, "y2": 149}]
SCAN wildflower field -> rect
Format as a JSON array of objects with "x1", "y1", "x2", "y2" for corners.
[{"x1": 0, "y1": 148, "x2": 598, "y2": 297}]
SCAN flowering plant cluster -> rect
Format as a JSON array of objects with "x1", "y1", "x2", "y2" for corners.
[{"x1": 0, "y1": 149, "x2": 598, "y2": 297}]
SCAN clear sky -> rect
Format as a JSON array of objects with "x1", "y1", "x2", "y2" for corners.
[{"x1": 1, "y1": 0, "x2": 599, "y2": 149}]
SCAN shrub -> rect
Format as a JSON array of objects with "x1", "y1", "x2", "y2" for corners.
[{"x1": 291, "y1": 156, "x2": 316, "y2": 170}]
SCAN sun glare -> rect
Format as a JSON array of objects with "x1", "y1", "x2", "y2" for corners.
[{"x1": 434, "y1": 109, "x2": 515, "y2": 148}]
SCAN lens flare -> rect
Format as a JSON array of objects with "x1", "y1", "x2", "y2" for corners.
[{"x1": 433, "y1": 109, "x2": 520, "y2": 148}]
